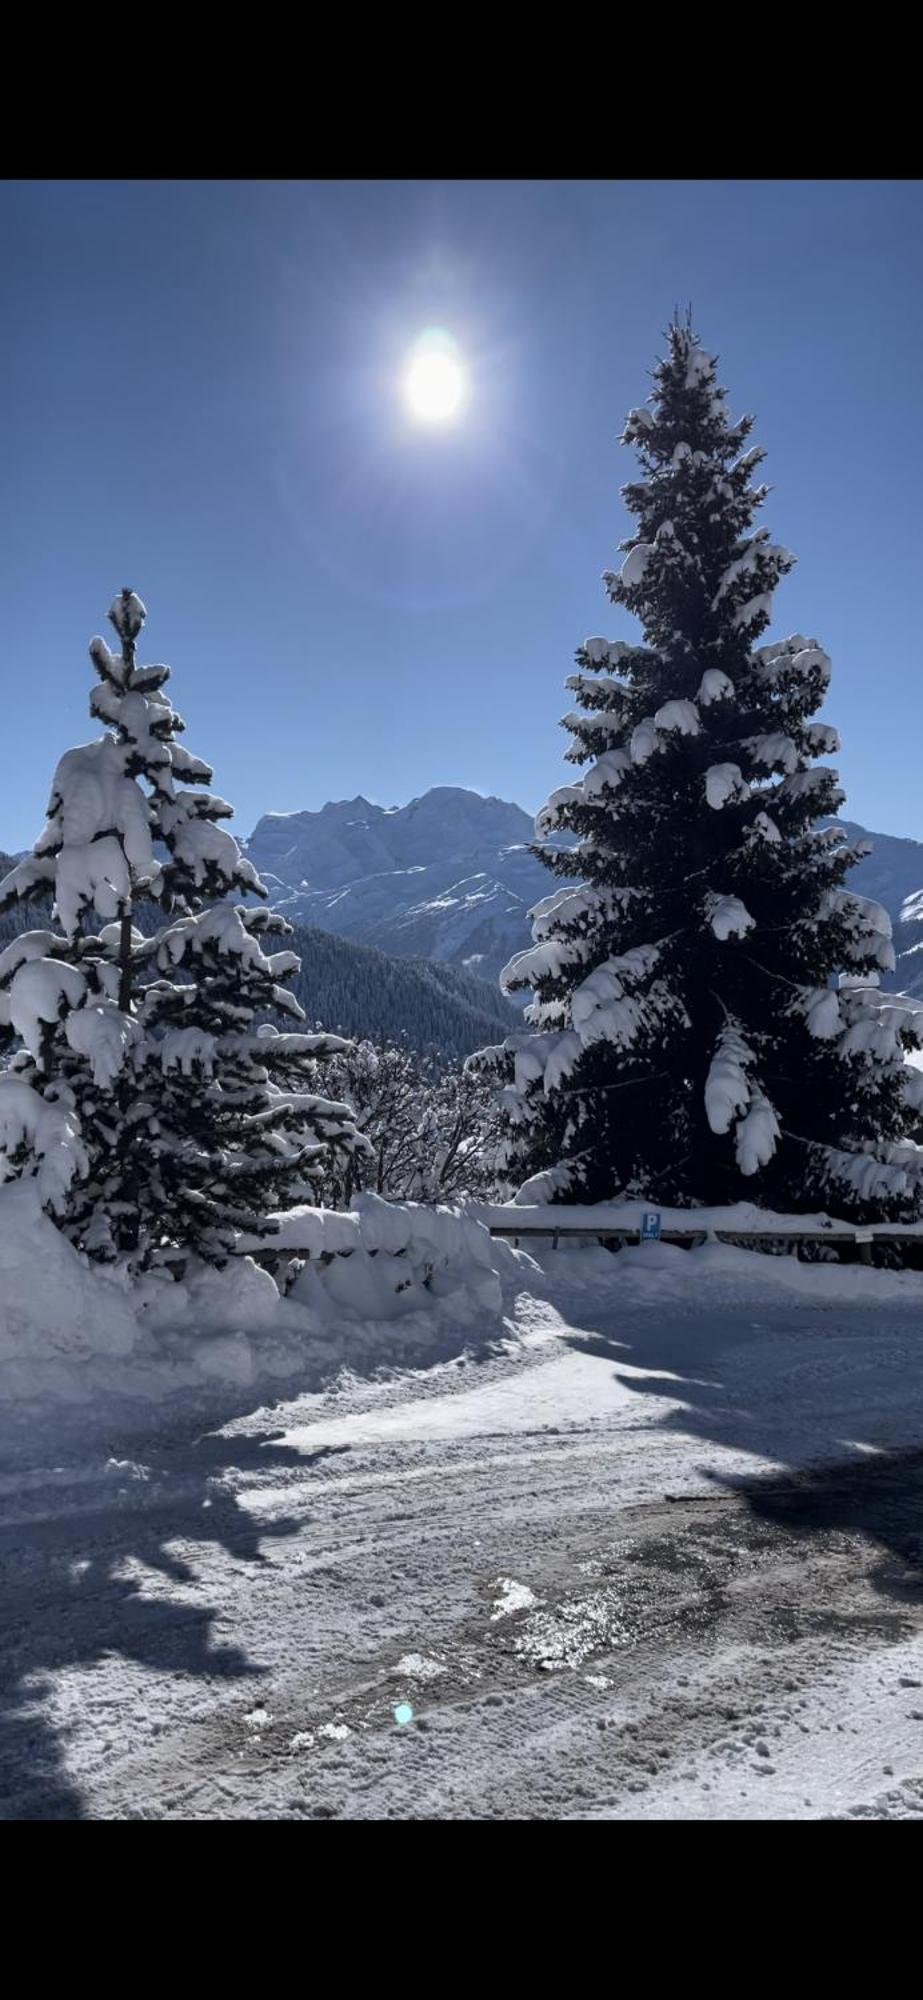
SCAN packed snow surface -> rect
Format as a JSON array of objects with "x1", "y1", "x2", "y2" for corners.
[{"x1": 2, "y1": 1187, "x2": 923, "y2": 1820}]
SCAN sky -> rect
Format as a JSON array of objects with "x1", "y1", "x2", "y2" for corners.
[{"x1": 1, "y1": 178, "x2": 921, "y2": 851}]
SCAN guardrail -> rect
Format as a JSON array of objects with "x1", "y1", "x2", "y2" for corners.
[{"x1": 486, "y1": 1222, "x2": 923, "y2": 1266}]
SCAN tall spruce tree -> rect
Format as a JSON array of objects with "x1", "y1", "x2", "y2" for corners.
[
  {"x1": 0, "y1": 590, "x2": 369, "y2": 1264},
  {"x1": 474, "y1": 325, "x2": 923, "y2": 1219}
]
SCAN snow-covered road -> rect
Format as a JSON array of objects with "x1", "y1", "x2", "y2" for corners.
[{"x1": 2, "y1": 1242, "x2": 923, "y2": 1819}]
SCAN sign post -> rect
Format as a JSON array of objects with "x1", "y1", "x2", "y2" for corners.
[
  {"x1": 640, "y1": 1211, "x2": 662, "y2": 1243},
  {"x1": 854, "y1": 1227, "x2": 874, "y2": 1267}
]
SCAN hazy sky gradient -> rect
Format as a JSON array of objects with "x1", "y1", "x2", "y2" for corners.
[{"x1": 2, "y1": 179, "x2": 921, "y2": 850}]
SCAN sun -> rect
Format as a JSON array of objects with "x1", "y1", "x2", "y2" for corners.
[{"x1": 402, "y1": 328, "x2": 466, "y2": 425}]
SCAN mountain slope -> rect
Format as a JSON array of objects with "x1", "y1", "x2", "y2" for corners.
[
  {"x1": 831, "y1": 821, "x2": 923, "y2": 997},
  {"x1": 246, "y1": 789, "x2": 553, "y2": 987},
  {"x1": 286, "y1": 924, "x2": 518, "y2": 1055}
]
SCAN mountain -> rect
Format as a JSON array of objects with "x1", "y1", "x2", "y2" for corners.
[
  {"x1": 824, "y1": 821, "x2": 923, "y2": 998},
  {"x1": 245, "y1": 789, "x2": 553, "y2": 989}
]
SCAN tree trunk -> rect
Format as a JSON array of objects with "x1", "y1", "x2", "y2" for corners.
[
  {"x1": 118, "y1": 909, "x2": 133, "y2": 1013},
  {"x1": 117, "y1": 623, "x2": 136, "y2": 1017}
]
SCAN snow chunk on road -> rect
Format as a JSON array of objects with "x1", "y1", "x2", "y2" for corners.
[
  {"x1": 393, "y1": 1655, "x2": 447, "y2": 1681},
  {"x1": 514, "y1": 1589, "x2": 627, "y2": 1672},
  {"x1": 491, "y1": 1578, "x2": 539, "y2": 1621}
]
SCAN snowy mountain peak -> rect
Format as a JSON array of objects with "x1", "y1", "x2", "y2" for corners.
[
  {"x1": 245, "y1": 788, "x2": 540, "y2": 985},
  {"x1": 321, "y1": 794, "x2": 378, "y2": 816}
]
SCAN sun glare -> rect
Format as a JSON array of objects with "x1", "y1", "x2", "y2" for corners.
[{"x1": 403, "y1": 329, "x2": 466, "y2": 425}]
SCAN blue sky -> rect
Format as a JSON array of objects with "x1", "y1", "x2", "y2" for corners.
[{"x1": 1, "y1": 179, "x2": 921, "y2": 851}]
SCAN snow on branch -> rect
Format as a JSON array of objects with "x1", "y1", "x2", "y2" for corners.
[
  {"x1": 4, "y1": 959, "x2": 87, "y2": 1055},
  {"x1": 570, "y1": 946, "x2": 671, "y2": 1052},
  {"x1": 528, "y1": 882, "x2": 637, "y2": 942},
  {"x1": 697, "y1": 668, "x2": 735, "y2": 706},
  {"x1": 653, "y1": 699, "x2": 700, "y2": 736},
  {"x1": 732, "y1": 591, "x2": 775, "y2": 632},
  {"x1": 755, "y1": 636, "x2": 832, "y2": 689},
  {"x1": 628, "y1": 720, "x2": 662, "y2": 766},
  {"x1": 0, "y1": 852, "x2": 56, "y2": 915},
  {"x1": 705, "y1": 763, "x2": 750, "y2": 810},
  {"x1": 0, "y1": 1075, "x2": 89, "y2": 1212},
  {"x1": 810, "y1": 1138, "x2": 923, "y2": 1209},
  {"x1": 705, "y1": 1022, "x2": 780, "y2": 1177},
  {"x1": 619, "y1": 543, "x2": 654, "y2": 590},
  {"x1": 577, "y1": 638, "x2": 640, "y2": 672},
  {"x1": 64, "y1": 1001, "x2": 141, "y2": 1087},
  {"x1": 500, "y1": 934, "x2": 594, "y2": 995},
  {"x1": 820, "y1": 887, "x2": 896, "y2": 971},
  {"x1": 743, "y1": 732, "x2": 799, "y2": 775},
  {"x1": 705, "y1": 893, "x2": 755, "y2": 942}
]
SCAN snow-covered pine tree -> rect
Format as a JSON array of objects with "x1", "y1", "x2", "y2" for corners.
[
  {"x1": 0, "y1": 590, "x2": 368, "y2": 1264},
  {"x1": 473, "y1": 324, "x2": 923, "y2": 1220}
]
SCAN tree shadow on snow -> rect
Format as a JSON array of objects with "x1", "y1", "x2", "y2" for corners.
[
  {"x1": 733, "y1": 1452, "x2": 923, "y2": 1616},
  {"x1": 557, "y1": 1268, "x2": 923, "y2": 1615},
  {"x1": 0, "y1": 1426, "x2": 336, "y2": 1821}
]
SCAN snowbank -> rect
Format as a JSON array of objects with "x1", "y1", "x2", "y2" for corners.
[
  {"x1": 536, "y1": 1234, "x2": 923, "y2": 1311},
  {"x1": 0, "y1": 1181, "x2": 138, "y2": 1388},
  {"x1": 0, "y1": 1183, "x2": 503, "y2": 1410},
  {"x1": 240, "y1": 1190, "x2": 496, "y2": 1269},
  {"x1": 239, "y1": 1192, "x2": 501, "y2": 1328}
]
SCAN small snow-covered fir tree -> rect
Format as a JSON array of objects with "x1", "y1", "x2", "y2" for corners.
[
  {"x1": 0, "y1": 590, "x2": 368, "y2": 1264},
  {"x1": 473, "y1": 325, "x2": 923, "y2": 1219}
]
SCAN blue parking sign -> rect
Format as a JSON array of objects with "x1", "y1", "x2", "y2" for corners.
[{"x1": 641, "y1": 1211, "x2": 661, "y2": 1241}]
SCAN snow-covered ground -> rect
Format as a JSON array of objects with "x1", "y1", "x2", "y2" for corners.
[{"x1": 2, "y1": 1232, "x2": 923, "y2": 1819}]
